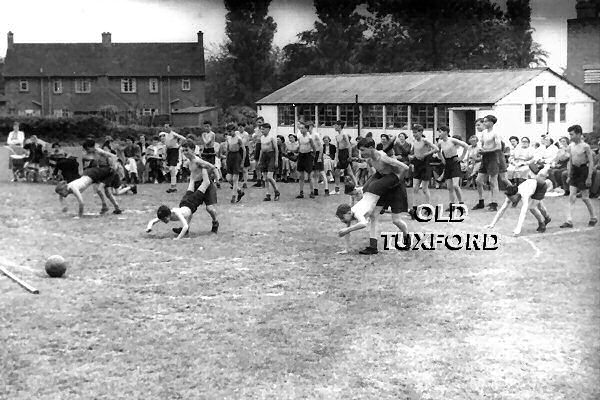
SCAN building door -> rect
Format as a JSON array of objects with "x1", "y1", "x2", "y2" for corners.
[
  {"x1": 450, "y1": 108, "x2": 477, "y2": 140},
  {"x1": 465, "y1": 110, "x2": 475, "y2": 141}
]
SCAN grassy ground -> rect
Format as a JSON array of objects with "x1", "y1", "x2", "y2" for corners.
[{"x1": 0, "y1": 167, "x2": 599, "y2": 399}]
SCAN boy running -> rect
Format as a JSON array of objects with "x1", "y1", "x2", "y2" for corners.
[
  {"x1": 258, "y1": 123, "x2": 281, "y2": 201},
  {"x1": 409, "y1": 124, "x2": 439, "y2": 219},
  {"x1": 560, "y1": 124, "x2": 597, "y2": 228},
  {"x1": 437, "y1": 126, "x2": 468, "y2": 210}
]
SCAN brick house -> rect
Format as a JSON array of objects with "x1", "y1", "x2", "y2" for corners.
[
  {"x1": 566, "y1": 0, "x2": 600, "y2": 131},
  {"x1": 1, "y1": 31, "x2": 207, "y2": 124}
]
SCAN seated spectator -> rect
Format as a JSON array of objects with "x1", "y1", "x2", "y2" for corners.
[
  {"x1": 146, "y1": 136, "x2": 166, "y2": 183},
  {"x1": 547, "y1": 136, "x2": 570, "y2": 192},
  {"x1": 322, "y1": 135, "x2": 336, "y2": 183},
  {"x1": 506, "y1": 136, "x2": 535, "y2": 185},
  {"x1": 534, "y1": 135, "x2": 558, "y2": 165}
]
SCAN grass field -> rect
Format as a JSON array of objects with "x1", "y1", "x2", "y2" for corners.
[{"x1": 1, "y1": 169, "x2": 599, "y2": 399}]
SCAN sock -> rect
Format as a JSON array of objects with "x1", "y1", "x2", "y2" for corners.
[
  {"x1": 369, "y1": 237, "x2": 377, "y2": 249},
  {"x1": 478, "y1": 199, "x2": 484, "y2": 205}
]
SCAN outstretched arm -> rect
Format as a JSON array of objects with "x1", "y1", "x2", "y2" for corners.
[
  {"x1": 146, "y1": 217, "x2": 160, "y2": 232},
  {"x1": 486, "y1": 199, "x2": 510, "y2": 229},
  {"x1": 173, "y1": 209, "x2": 189, "y2": 240}
]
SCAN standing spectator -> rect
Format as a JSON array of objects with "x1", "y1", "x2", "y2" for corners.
[
  {"x1": 7, "y1": 122, "x2": 26, "y2": 181},
  {"x1": 161, "y1": 124, "x2": 187, "y2": 193},
  {"x1": 146, "y1": 136, "x2": 165, "y2": 183},
  {"x1": 322, "y1": 135, "x2": 336, "y2": 183},
  {"x1": 286, "y1": 134, "x2": 299, "y2": 182},
  {"x1": 23, "y1": 135, "x2": 45, "y2": 182},
  {"x1": 123, "y1": 136, "x2": 141, "y2": 184}
]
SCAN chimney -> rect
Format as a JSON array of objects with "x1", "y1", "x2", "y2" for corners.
[
  {"x1": 102, "y1": 32, "x2": 111, "y2": 47},
  {"x1": 7, "y1": 31, "x2": 14, "y2": 50},
  {"x1": 576, "y1": 0, "x2": 600, "y2": 18},
  {"x1": 197, "y1": 31, "x2": 204, "y2": 49}
]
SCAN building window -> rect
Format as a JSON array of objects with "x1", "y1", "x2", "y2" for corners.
[
  {"x1": 363, "y1": 105, "x2": 384, "y2": 128},
  {"x1": 181, "y1": 78, "x2": 191, "y2": 91},
  {"x1": 75, "y1": 79, "x2": 91, "y2": 93},
  {"x1": 19, "y1": 80, "x2": 29, "y2": 92},
  {"x1": 436, "y1": 105, "x2": 451, "y2": 129},
  {"x1": 297, "y1": 104, "x2": 316, "y2": 125},
  {"x1": 583, "y1": 69, "x2": 600, "y2": 84},
  {"x1": 524, "y1": 104, "x2": 531, "y2": 123},
  {"x1": 53, "y1": 80, "x2": 62, "y2": 94},
  {"x1": 142, "y1": 108, "x2": 156, "y2": 116},
  {"x1": 277, "y1": 105, "x2": 294, "y2": 126},
  {"x1": 560, "y1": 103, "x2": 566, "y2": 122},
  {"x1": 386, "y1": 105, "x2": 408, "y2": 129},
  {"x1": 548, "y1": 86, "x2": 556, "y2": 98},
  {"x1": 339, "y1": 105, "x2": 359, "y2": 128},
  {"x1": 411, "y1": 105, "x2": 434, "y2": 130},
  {"x1": 536, "y1": 104, "x2": 543, "y2": 123},
  {"x1": 121, "y1": 78, "x2": 137, "y2": 93},
  {"x1": 53, "y1": 108, "x2": 70, "y2": 118},
  {"x1": 149, "y1": 78, "x2": 159, "y2": 93},
  {"x1": 535, "y1": 86, "x2": 543, "y2": 98},
  {"x1": 547, "y1": 103, "x2": 556, "y2": 123},
  {"x1": 318, "y1": 105, "x2": 337, "y2": 127}
]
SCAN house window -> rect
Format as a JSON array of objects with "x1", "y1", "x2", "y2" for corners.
[
  {"x1": 297, "y1": 104, "x2": 316, "y2": 125},
  {"x1": 53, "y1": 80, "x2": 62, "y2": 94},
  {"x1": 53, "y1": 108, "x2": 70, "y2": 118},
  {"x1": 583, "y1": 69, "x2": 600, "y2": 84},
  {"x1": 524, "y1": 104, "x2": 531, "y2": 123},
  {"x1": 536, "y1": 104, "x2": 543, "y2": 123},
  {"x1": 548, "y1": 86, "x2": 556, "y2": 98},
  {"x1": 75, "y1": 79, "x2": 91, "y2": 93},
  {"x1": 535, "y1": 86, "x2": 543, "y2": 98},
  {"x1": 317, "y1": 105, "x2": 337, "y2": 127},
  {"x1": 19, "y1": 80, "x2": 29, "y2": 92},
  {"x1": 339, "y1": 105, "x2": 359, "y2": 128},
  {"x1": 386, "y1": 105, "x2": 408, "y2": 129},
  {"x1": 560, "y1": 103, "x2": 566, "y2": 122},
  {"x1": 436, "y1": 105, "x2": 451, "y2": 129},
  {"x1": 181, "y1": 78, "x2": 191, "y2": 91},
  {"x1": 277, "y1": 105, "x2": 294, "y2": 126},
  {"x1": 547, "y1": 103, "x2": 556, "y2": 123},
  {"x1": 121, "y1": 78, "x2": 137, "y2": 93},
  {"x1": 142, "y1": 108, "x2": 156, "y2": 116},
  {"x1": 149, "y1": 78, "x2": 159, "y2": 93},
  {"x1": 363, "y1": 105, "x2": 384, "y2": 128},
  {"x1": 411, "y1": 105, "x2": 434, "y2": 130}
]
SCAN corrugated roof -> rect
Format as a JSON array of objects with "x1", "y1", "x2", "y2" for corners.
[
  {"x1": 3, "y1": 42, "x2": 205, "y2": 77},
  {"x1": 257, "y1": 68, "x2": 550, "y2": 105},
  {"x1": 172, "y1": 106, "x2": 217, "y2": 114}
]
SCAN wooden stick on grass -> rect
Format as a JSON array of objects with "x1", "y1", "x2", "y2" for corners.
[{"x1": 0, "y1": 265, "x2": 39, "y2": 294}]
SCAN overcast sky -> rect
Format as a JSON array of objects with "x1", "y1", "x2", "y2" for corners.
[{"x1": 0, "y1": 0, "x2": 576, "y2": 71}]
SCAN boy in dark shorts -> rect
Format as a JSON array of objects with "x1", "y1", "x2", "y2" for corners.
[
  {"x1": 474, "y1": 116, "x2": 502, "y2": 211},
  {"x1": 258, "y1": 123, "x2": 281, "y2": 201},
  {"x1": 336, "y1": 137, "x2": 410, "y2": 254},
  {"x1": 296, "y1": 123, "x2": 317, "y2": 198},
  {"x1": 486, "y1": 162, "x2": 552, "y2": 236},
  {"x1": 437, "y1": 126, "x2": 468, "y2": 210},
  {"x1": 560, "y1": 124, "x2": 597, "y2": 228},
  {"x1": 333, "y1": 120, "x2": 358, "y2": 194},
  {"x1": 225, "y1": 123, "x2": 246, "y2": 203},
  {"x1": 409, "y1": 124, "x2": 439, "y2": 219}
]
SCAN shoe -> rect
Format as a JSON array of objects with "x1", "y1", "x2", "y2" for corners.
[
  {"x1": 100, "y1": 207, "x2": 109, "y2": 215},
  {"x1": 576, "y1": 192, "x2": 582, "y2": 198},
  {"x1": 296, "y1": 192, "x2": 304, "y2": 199},
  {"x1": 242, "y1": 183, "x2": 247, "y2": 189},
  {"x1": 536, "y1": 224, "x2": 546, "y2": 233},
  {"x1": 237, "y1": 190, "x2": 245, "y2": 203},
  {"x1": 563, "y1": 191, "x2": 570, "y2": 196},
  {"x1": 274, "y1": 190, "x2": 280, "y2": 201},
  {"x1": 131, "y1": 185, "x2": 137, "y2": 195},
  {"x1": 172, "y1": 227, "x2": 190, "y2": 236},
  {"x1": 113, "y1": 209, "x2": 123, "y2": 215},
  {"x1": 589, "y1": 218, "x2": 598, "y2": 227},
  {"x1": 560, "y1": 221, "x2": 573, "y2": 228},
  {"x1": 325, "y1": 189, "x2": 330, "y2": 196},
  {"x1": 166, "y1": 188, "x2": 177, "y2": 193},
  {"x1": 216, "y1": 182, "x2": 221, "y2": 189},
  {"x1": 473, "y1": 201, "x2": 485, "y2": 210},
  {"x1": 358, "y1": 246, "x2": 379, "y2": 255},
  {"x1": 252, "y1": 182, "x2": 262, "y2": 187},
  {"x1": 488, "y1": 202, "x2": 498, "y2": 212},
  {"x1": 544, "y1": 216, "x2": 551, "y2": 226},
  {"x1": 314, "y1": 189, "x2": 319, "y2": 196},
  {"x1": 309, "y1": 192, "x2": 315, "y2": 199},
  {"x1": 263, "y1": 194, "x2": 272, "y2": 201},
  {"x1": 211, "y1": 220, "x2": 219, "y2": 234}
]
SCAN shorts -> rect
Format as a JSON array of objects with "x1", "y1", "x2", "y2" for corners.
[
  {"x1": 227, "y1": 151, "x2": 242, "y2": 175},
  {"x1": 83, "y1": 167, "x2": 112, "y2": 183},
  {"x1": 103, "y1": 171, "x2": 121, "y2": 189},
  {"x1": 363, "y1": 172, "x2": 401, "y2": 197},
  {"x1": 531, "y1": 178, "x2": 547, "y2": 201},
  {"x1": 297, "y1": 152, "x2": 314, "y2": 173},
  {"x1": 569, "y1": 163, "x2": 589, "y2": 190},
  {"x1": 313, "y1": 151, "x2": 324, "y2": 171},
  {"x1": 443, "y1": 156, "x2": 462, "y2": 180},
  {"x1": 336, "y1": 148, "x2": 351, "y2": 170},
  {"x1": 244, "y1": 147, "x2": 250, "y2": 168},
  {"x1": 498, "y1": 150, "x2": 507, "y2": 174},
  {"x1": 201, "y1": 149, "x2": 216, "y2": 165},
  {"x1": 377, "y1": 182, "x2": 409, "y2": 213},
  {"x1": 189, "y1": 180, "x2": 218, "y2": 207},
  {"x1": 166, "y1": 148, "x2": 179, "y2": 167},
  {"x1": 479, "y1": 151, "x2": 499, "y2": 176},
  {"x1": 412, "y1": 157, "x2": 432, "y2": 181},
  {"x1": 259, "y1": 151, "x2": 276, "y2": 172},
  {"x1": 254, "y1": 143, "x2": 261, "y2": 161},
  {"x1": 179, "y1": 190, "x2": 205, "y2": 215}
]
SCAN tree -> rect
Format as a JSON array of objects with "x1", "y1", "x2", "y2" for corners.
[
  {"x1": 505, "y1": 0, "x2": 547, "y2": 67},
  {"x1": 223, "y1": 0, "x2": 277, "y2": 106}
]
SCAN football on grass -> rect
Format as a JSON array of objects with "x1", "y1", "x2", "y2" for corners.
[{"x1": 45, "y1": 255, "x2": 67, "y2": 278}]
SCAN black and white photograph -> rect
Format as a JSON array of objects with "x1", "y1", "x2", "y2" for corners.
[{"x1": 1, "y1": 0, "x2": 599, "y2": 398}]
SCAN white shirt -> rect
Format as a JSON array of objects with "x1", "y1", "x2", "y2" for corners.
[
  {"x1": 535, "y1": 144, "x2": 558, "y2": 164},
  {"x1": 7, "y1": 130, "x2": 25, "y2": 147}
]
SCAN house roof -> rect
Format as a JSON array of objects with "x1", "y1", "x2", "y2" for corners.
[
  {"x1": 172, "y1": 106, "x2": 217, "y2": 114},
  {"x1": 257, "y1": 68, "x2": 584, "y2": 105},
  {"x1": 3, "y1": 42, "x2": 205, "y2": 77}
]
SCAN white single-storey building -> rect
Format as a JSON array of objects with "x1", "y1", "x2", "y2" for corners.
[{"x1": 256, "y1": 68, "x2": 596, "y2": 144}]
